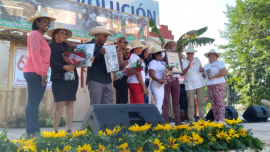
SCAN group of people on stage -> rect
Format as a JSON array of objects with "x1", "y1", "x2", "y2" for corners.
[{"x1": 23, "y1": 10, "x2": 227, "y2": 138}]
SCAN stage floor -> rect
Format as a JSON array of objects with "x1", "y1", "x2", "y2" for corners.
[{"x1": 1, "y1": 117, "x2": 270, "y2": 151}]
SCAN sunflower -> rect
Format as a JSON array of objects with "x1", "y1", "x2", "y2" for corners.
[
  {"x1": 153, "y1": 138, "x2": 165, "y2": 152},
  {"x1": 153, "y1": 124, "x2": 164, "y2": 131},
  {"x1": 117, "y1": 143, "x2": 130, "y2": 152},
  {"x1": 225, "y1": 117, "x2": 242, "y2": 125},
  {"x1": 192, "y1": 125, "x2": 203, "y2": 131},
  {"x1": 54, "y1": 129, "x2": 67, "y2": 138},
  {"x1": 166, "y1": 137, "x2": 179, "y2": 150},
  {"x1": 226, "y1": 136, "x2": 231, "y2": 142},
  {"x1": 41, "y1": 148, "x2": 52, "y2": 152},
  {"x1": 113, "y1": 126, "x2": 121, "y2": 133},
  {"x1": 192, "y1": 132, "x2": 203, "y2": 145},
  {"x1": 12, "y1": 137, "x2": 37, "y2": 152},
  {"x1": 63, "y1": 145, "x2": 71, "y2": 152},
  {"x1": 238, "y1": 128, "x2": 246, "y2": 137},
  {"x1": 163, "y1": 124, "x2": 172, "y2": 131},
  {"x1": 96, "y1": 143, "x2": 107, "y2": 152},
  {"x1": 55, "y1": 147, "x2": 61, "y2": 152},
  {"x1": 129, "y1": 124, "x2": 140, "y2": 132},
  {"x1": 76, "y1": 143, "x2": 94, "y2": 152},
  {"x1": 118, "y1": 138, "x2": 123, "y2": 142},
  {"x1": 140, "y1": 123, "x2": 152, "y2": 131},
  {"x1": 153, "y1": 124, "x2": 171, "y2": 131},
  {"x1": 71, "y1": 129, "x2": 88, "y2": 139},
  {"x1": 134, "y1": 147, "x2": 143, "y2": 152},
  {"x1": 210, "y1": 137, "x2": 217, "y2": 142},
  {"x1": 179, "y1": 134, "x2": 192, "y2": 144},
  {"x1": 228, "y1": 128, "x2": 239, "y2": 138},
  {"x1": 41, "y1": 129, "x2": 67, "y2": 138},
  {"x1": 98, "y1": 130, "x2": 106, "y2": 137},
  {"x1": 216, "y1": 130, "x2": 229, "y2": 139},
  {"x1": 106, "y1": 129, "x2": 115, "y2": 136},
  {"x1": 172, "y1": 124, "x2": 190, "y2": 131}
]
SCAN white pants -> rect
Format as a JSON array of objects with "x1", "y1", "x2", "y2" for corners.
[{"x1": 150, "y1": 80, "x2": 164, "y2": 114}]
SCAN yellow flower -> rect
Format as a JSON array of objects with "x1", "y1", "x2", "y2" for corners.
[
  {"x1": 172, "y1": 124, "x2": 191, "y2": 131},
  {"x1": 216, "y1": 130, "x2": 229, "y2": 139},
  {"x1": 12, "y1": 137, "x2": 37, "y2": 152},
  {"x1": 192, "y1": 125, "x2": 203, "y2": 131},
  {"x1": 140, "y1": 123, "x2": 152, "y2": 131},
  {"x1": 153, "y1": 124, "x2": 164, "y2": 131},
  {"x1": 113, "y1": 126, "x2": 121, "y2": 133},
  {"x1": 153, "y1": 138, "x2": 165, "y2": 152},
  {"x1": 215, "y1": 123, "x2": 224, "y2": 129},
  {"x1": 76, "y1": 143, "x2": 94, "y2": 152},
  {"x1": 225, "y1": 117, "x2": 242, "y2": 125},
  {"x1": 129, "y1": 124, "x2": 140, "y2": 132},
  {"x1": 210, "y1": 137, "x2": 217, "y2": 142},
  {"x1": 118, "y1": 138, "x2": 123, "y2": 142},
  {"x1": 166, "y1": 137, "x2": 179, "y2": 150},
  {"x1": 42, "y1": 148, "x2": 52, "y2": 152},
  {"x1": 228, "y1": 128, "x2": 239, "y2": 138},
  {"x1": 153, "y1": 124, "x2": 171, "y2": 131},
  {"x1": 238, "y1": 128, "x2": 246, "y2": 137},
  {"x1": 98, "y1": 130, "x2": 106, "y2": 137},
  {"x1": 41, "y1": 129, "x2": 67, "y2": 138},
  {"x1": 192, "y1": 132, "x2": 203, "y2": 145},
  {"x1": 106, "y1": 129, "x2": 114, "y2": 136},
  {"x1": 3, "y1": 138, "x2": 7, "y2": 142},
  {"x1": 179, "y1": 134, "x2": 192, "y2": 144},
  {"x1": 117, "y1": 143, "x2": 130, "y2": 152},
  {"x1": 226, "y1": 136, "x2": 231, "y2": 142},
  {"x1": 134, "y1": 147, "x2": 143, "y2": 152},
  {"x1": 63, "y1": 145, "x2": 71, "y2": 152},
  {"x1": 55, "y1": 147, "x2": 61, "y2": 152},
  {"x1": 71, "y1": 129, "x2": 88, "y2": 139},
  {"x1": 163, "y1": 124, "x2": 172, "y2": 130},
  {"x1": 96, "y1": 143, "x2": 107, "y2": 152}
]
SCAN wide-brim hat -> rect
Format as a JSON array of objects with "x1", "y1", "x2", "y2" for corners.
[
  {"x1": 27, "y1": 10, "x2": 56, "y2": 23},
  {"x1": 141, "y1": 41, "x2": 151, "y2": 50},
  {"x1": 204, "y1": 49, "x2": 221, "y2": 58},
  {"x1": 149, "y1": 45, "x2": 166, "y2": 54},
  {"x1": 129, "y1": 39, "x2": 145, "y2": 51},
  {"x1": 47, "y1": 24, "x2": 72, "y2": 39},
  {"x1": 183, "y1": 46, "x2": 198, "y2": 53},
  {"x1": 88, "y1": 26, "x2": 113, "y2": 36},
  {"x1": 163, "y1": 40, "x2": 176, "y2": 49}
]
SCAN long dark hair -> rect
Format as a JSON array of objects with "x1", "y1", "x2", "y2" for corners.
[
  {"x1": 32, "y1": 17, "x2": 50, "y2": 31},
  {"x1": 51, "y1": 29, "x2": 71, "y2": 50},
  {"x1": 139, "y1": 49, "x2": 149, "y2": 73},
  {"x1": 149, "y1": 52, "x2": 162, "y2": 63}
]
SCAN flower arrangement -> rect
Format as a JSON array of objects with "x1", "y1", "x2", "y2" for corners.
[
  {"x1": 158, "y1": 65, "x2": 175, "y2": 87},
  {"x1": 0, "y1": 118, "x2": 265, "y2": 152},
  {"x1": 114, "y1": 59, "x2": 144, "y2": 80},
  {"x1": 62, "y1": 47, "x2": 85, "y2": 81}
]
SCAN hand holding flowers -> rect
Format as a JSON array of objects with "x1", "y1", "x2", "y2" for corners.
[{"x1": 158, "y1": 65, "x2": 175, "y2": 87}]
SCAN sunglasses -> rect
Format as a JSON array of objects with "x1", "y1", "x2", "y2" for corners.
[
  {"x1": 187, "y1": 53, "x2": 194, "y2": 55},
  {"x1": 121, "y1": 41, "x2": 128, "y2": 44},
  {"x1": 60, "y1": 30, "x2": 68, "y2": 36}
]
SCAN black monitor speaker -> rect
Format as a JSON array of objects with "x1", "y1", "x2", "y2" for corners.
[
  {"x1": 206, "y1": 106, "x2": 238, "y2": 122},
  {"x1": 80, "y1": 104, "x2": 165, "y2": 133},
  {"x1": 243, "y1": 105, "x2": 269, "y2": 122}
]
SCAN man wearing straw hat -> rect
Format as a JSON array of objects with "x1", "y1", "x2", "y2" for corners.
[
  {"x1": 85, "y1": 26, "x2": 114, "y2": 105},
  {"x1": 182, "y1": 46, "x2": 206, "y2": 126}
]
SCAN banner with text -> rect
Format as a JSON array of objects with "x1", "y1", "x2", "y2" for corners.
[
  {"x1": 13, "y1": 47, "x2": 52, "y2": 89},
  {"x1": 0, "y1": 0, "x2": 149, "y2": 42}
]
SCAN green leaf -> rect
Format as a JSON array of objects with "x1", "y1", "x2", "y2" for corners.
[
  {"x1": 183, "y1": 37, "x2": 215, "y2": 48},
  {"x1": 149, "y1": 18, "x2": 165, "y2": 47}
]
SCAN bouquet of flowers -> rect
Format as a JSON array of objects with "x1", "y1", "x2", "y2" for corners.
[
  {"x1": 158, "y1": 65, "x2": 175, "y2": 87},
  {"x1": 114, "y1": 59, "x2": 144, "y2": 81},
  {"x1": 62, "y1": 47, "x2": 85, "y2": 81}
]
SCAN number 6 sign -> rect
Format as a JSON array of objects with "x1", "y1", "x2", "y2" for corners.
[{"x1": 13, "y1": 47, "x2": 52, "y2": 89}]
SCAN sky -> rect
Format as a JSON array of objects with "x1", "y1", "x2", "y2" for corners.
[{"x1": 156, "y1": 0, "x2": 236, "y2": 65}]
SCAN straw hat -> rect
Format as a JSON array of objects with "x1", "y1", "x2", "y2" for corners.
[
  {"x1": 88, "y1": 26, "x2": 113, "y2": 36},
  {"x1": 128, "y1": 39, "x2": 145, "y2": 51},
  {"x1": 141, "y1": 41, "x2": 151, "y2": 50},
  {"x1": 204, "y1": 49, "x2": 221, "y2": 58},
  {"x1": 47, "y1": 24, "x2": 72, "y2": 39},
  {"x1": 27, "y1": 10, "x2": 56, "y2": 23},
  {"x1": 183, "y1": 46, "x2": 198, "y2": 53},
  {"x1": 149, "y1": 45, "x2": 166, "y2": 54},
  {"x1": 163, "y1": 40, "x2": 176, "y2": 49}
]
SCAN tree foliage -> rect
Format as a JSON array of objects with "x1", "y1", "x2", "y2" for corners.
[
  {"x1": 219, "y1": 0, "x2": 270, "y2": 106},
  {"x1": 149, "y1": 19, "x2": 215, "y2": 53}
]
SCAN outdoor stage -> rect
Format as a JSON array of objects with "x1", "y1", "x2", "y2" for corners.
[{"x1": 1, "y1": 116, "x2": 270, "y2": 151}]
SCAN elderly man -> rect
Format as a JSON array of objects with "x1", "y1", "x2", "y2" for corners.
[
  {"x1": 86, "y1": 26, "x2": 114, "y2": 105},
  {"x1": 182, "y1": 46, "x2": 206, "y2": 126}
]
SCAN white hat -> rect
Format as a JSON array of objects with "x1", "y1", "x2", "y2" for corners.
[
  {"x1": 27, "y1": 10, "x2": 56, "y2": 23},
  {"x1": 47, "y1": 24, "x2": 72, "y2": 39},
  {"x1": 129, "y1": 39, "x2": 145, "y2": 51},
  {"x1": 149, "y1": 45, "x2": 166, "y2": 54},
  {"x1": 204, "y1": 49, "x2": 221, "y2": 58},
  {"x1": 141, "y1": 41, "x2": 151, "y2": 50},
  {"x1": 88, "y1": 26, "x2": 113, "y2": 36},
  {"x1": 183, "y1": 46, "x2": 198, "y2": 53}
]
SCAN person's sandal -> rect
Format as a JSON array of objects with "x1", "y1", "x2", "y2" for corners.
[
  {"x1": 54, "y1": 130, "x2": 58, "y2": 133},
  {"x1": 67, "y1": 130, "x2": 72, "y2": 134}
]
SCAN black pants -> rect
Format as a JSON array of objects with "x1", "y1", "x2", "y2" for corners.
[
  {"x1": 144, "y1": 79, "x2": 150, "y2": 104},
  {"x1": 113, "y1": 76, "x2": 128, "y2": 104}
]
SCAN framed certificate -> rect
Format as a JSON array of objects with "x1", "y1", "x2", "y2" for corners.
[
  {"x1": 165, "y1": 51, "x2": 183, "y2": 74},
  {"x1": 76, "y1": 44, "x2": 95, "y2": 67},
  {"x1": 103, "y1": 45, "x2": 119, "y2": 73}
]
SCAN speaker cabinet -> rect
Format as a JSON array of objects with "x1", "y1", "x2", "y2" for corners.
[
  {"x1": 206, "y1": 106, "x2": 238, "y2": 122},
  {"x1": 80, "y1": 104, "x2": 165, "y2": 133},
  {"x1": 243, "y1": 105, "x2": 269, "y2": 122}
]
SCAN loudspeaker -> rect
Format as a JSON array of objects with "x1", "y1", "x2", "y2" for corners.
[
  {"x1": 243, "y1": 105, "x2": 269, "y2": 122},
  {"x1": 206, "y1": 106, "x2": 238, "y2": 122},
  {"x1": 80, "y1": 104, "x2": 165, "y2": 133}
]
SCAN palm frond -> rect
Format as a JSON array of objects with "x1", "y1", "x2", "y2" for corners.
[
  {"x1": 149, "y1": 18, "x2": 165, "y2": 46},
  {"x1": 181, "y1": 27, "x2": 208, "y2": 39},
  {"x1": 183, "y1": 37, "x2": 215, "y2": 48},
  {"x1": 195, "y1": 27, "x2": 208, "y2": 37}
]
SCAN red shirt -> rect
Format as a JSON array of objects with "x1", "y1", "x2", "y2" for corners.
[{"x1": 23, "y1": 30, "x2": 51, "y2": 76}]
